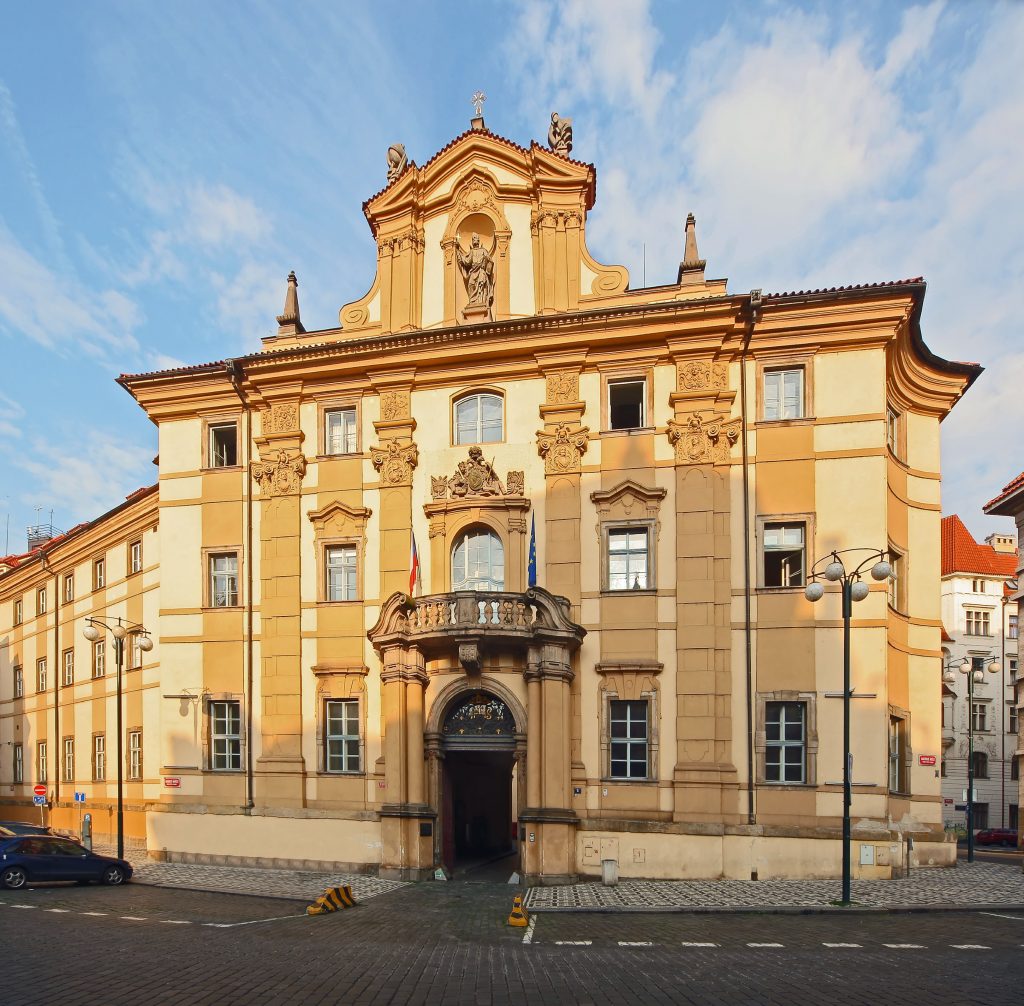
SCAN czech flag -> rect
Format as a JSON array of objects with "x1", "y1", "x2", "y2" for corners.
[
  {"x1": 409, "y1": 531, "x2": 421, "y2": 597},
  {"x1": 528, "y1": 513, "x2": 537, "y2": 587}
]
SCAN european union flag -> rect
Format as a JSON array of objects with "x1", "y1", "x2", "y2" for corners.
[{"x1": 528, "y1": 513, "x2": 537, "y2": 587}]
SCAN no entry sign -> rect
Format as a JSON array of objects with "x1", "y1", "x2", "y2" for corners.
[{"x1": 33, "y1": 784, "x2": 47, "y2": 797}]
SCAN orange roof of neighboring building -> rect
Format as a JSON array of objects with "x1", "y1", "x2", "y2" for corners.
[
  {"x1": 985, "y1": 471, "x2": 1024, "y2": 513},
  {"x1": 941, "y1": 514, "x2": 1018, "y2": 577}
]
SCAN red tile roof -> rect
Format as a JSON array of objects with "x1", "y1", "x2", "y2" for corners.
[
  {"x1": 941, "y1": 514, "x2": 1018, "y2": 577},
  {"x1": 985, "y1": 471, "x2": 1024, "y2": 512}
]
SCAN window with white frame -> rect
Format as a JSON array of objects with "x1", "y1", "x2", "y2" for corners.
[
  {"x1": 209, "y1": 553, "x2": 239, "y2": 608},
  {"x1": 62, "y1": 649, "x2": 74, "y2": 686},
  {"x1": 763, "y1": 368, "x2": 804, "y2": 420},
  {"x1": 325, "y1": 699, "x2": 361, "y2": 773},
  {"x1": 13, "y1": 664, "x2": 23, "y2": 698},
  {"x1": 609, "y1": 699, "x2": 649, "y2": 779},
  {"x1": 1011, "y1": 657, "x2": 1019, "y2": 679},
  {"x1": 765, "y1": 701, "x2": 806, "y2": 783},
  {"x1": 37, "y1": 587, "x2": 46, "y2": 615},
  {"x1": 762, "y1": 522, "x2": 805, "y2": 587},
  {"x1": 93, "y1": 735, "x2": 105, "y2": 781},
  {"x1": 607, "y1": 527, "x2": 649, "y2": 591},
  {"x1": 128, "y1": 634, "x2": 143, "y2": 670},
  {"x1": 37, "y1": 741, "x2": 47, "y2": 784},
  {"x1": 972, "y1": 579, "x2": 984, "y2": 594},
  {"x1": 63, "y1": 573, "x2": 74, "y2": 602},
  {"x1": 36, "y1": 657, "x2": 47, "y2": 693},
  {"x1": 93, "y1": 640, "x2": 105, "y2": 678},
  {"x1": 608, "y1": 379, "x2": 645, "y2": 430},
  {"x1": 451, "y1": 529, "x2": 505, "y2": 591},
  {"x1": 325, "y1": 545, "x2": 358, "y2": 601},
  {"x1": 1010, "y1": 703, "x2": 1019, "y2": 735},
  {"x1": 210, "y1": 700, "x2": 242, "y2": 771},
  {"x1": 886, "y1": 407, "x2": 901, "y2": 456},
  {"x1": 129, "y1": 540, "x2": 143, "y2": 574},
  {"x1": 972, "y1": 701, "x2": 989, "y2": 732},
  {"x1": 13, "y1": 598, "x2": 23, "y2": 625},
  {"x1": 1009, "y1": 614, "x2": 1019, "y2": 640},
  {"x1": 63, "y1": 738, "x2": 74, "y2": 782},
  {"x1": 93, "y1": 558, "x2": 106, "y2": 590},
  {"x1": 208, "y1": 421, "x2": 238, "y2": 467},
  {"x1": 13, "y1": 743, "x2": 23, "y2": 784},
  {"x1": 128, "y1": 730, "x2": 142, "y2": 781},
  {"x1": 454, "y1": 393, "x2": 503, "y2": 445},
  {"x1": 888, "y1": 715, "x2": 908, "y2": 793},
  {"x1": 325, "y1": 407, "x2": 358, "y2": 455},
  {"x1": 887, "y1": 550, "x2": 906, "y2": 612},
  {"x1": 965, "y1": 609, "x2": 991, "y2": 635}
]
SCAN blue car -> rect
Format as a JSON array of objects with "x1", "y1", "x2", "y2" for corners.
[{"x1": 0, "y1": 835, "x2": 132, "y2": 889}]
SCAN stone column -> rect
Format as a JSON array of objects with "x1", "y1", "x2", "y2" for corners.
[{"x1": 251, "y1": 400, "x2": 307, "y2": 807}]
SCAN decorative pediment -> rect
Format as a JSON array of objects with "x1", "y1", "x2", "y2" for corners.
[
  {"x1": 307, "y1": 500, "x2": 372, "y2": 540},
  {"x1": 666, "y1": 411, "x2": 740, "y2": 466},
  {"x1": 590, "y1": 480, "x2": 667, "y2": 524},
  {"x1": 430, "y1": 446, "x2": 524, "y2": 501}
]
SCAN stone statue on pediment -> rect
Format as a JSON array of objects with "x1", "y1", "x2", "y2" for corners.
[
  {"x1": 386, "y1": 143, "x2": 407, "y2": 183},
  {"x1": 548, "y1": 112, "x2": 573, "y2": 156},
  {"x1": 456, "y1": 233, "x2": 495, "y2": 316}
]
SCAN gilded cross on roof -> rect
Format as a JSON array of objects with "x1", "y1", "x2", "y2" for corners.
[{"x1": 471, "y1": 90, "x2": 486, "y2": 117}]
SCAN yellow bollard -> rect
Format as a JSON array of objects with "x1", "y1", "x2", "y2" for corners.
[{"x1": 507, "y1": 894, "x2": 529, "y2": 927}]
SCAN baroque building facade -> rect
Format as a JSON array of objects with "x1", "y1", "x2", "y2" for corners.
[{"x1": 0, "y1": 119, "x2": 980, "y2": 881}]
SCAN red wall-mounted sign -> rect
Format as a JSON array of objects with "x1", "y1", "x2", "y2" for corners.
[
  {"x1": 919, "y1": 755, "x2": 937, "y2": 766},
  {"x1": 163, "y1": 776, "x2": 181, "y2": 788}
]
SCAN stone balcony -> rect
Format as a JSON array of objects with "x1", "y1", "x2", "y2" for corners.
[{"x1": 368, "y1": 586, "x2": 585, "y2": 671}]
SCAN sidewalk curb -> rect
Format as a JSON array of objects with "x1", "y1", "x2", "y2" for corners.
[
  {"x1": 132, "y1": 878, "x2": 325, "y2": 904},
  {"x1": 525, "y1": 902, "x2": 1024, "y2": 916}
]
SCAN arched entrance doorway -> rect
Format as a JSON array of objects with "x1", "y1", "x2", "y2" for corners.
[{"x1": 440, "y1": 690, "x2": 519, "y2": 876}]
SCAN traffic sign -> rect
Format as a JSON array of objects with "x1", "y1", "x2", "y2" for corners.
[
  {"x1": 32, "y1": 794, "x2": 46, "y2": 806},
  {"x1": 32, "y1": 784, "x2": 46, "y2": 797},
  {"x1": 74, "y1": 791, "x2": 86, "y2": 804}
]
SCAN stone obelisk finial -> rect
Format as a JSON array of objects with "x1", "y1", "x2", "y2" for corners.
[
  {"x1": 276, "y1": 270, "x2": 306, "y2": 336},
  {"x1": 677, "y1": 212, "x2": 707, "y2": 284}
]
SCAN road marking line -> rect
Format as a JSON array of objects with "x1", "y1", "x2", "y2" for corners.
[
  {"x1": 680, "y1": 942, "x2": 717, "y2": 947},
  {"x1": 951, "y1": 944, "x2": 989, "y2": 949},
  {"x1": 554, "y1": 940, "x2": 592, "y2": 946},
  {"x1": 618, "y1": 941, "x2": 653, "y2": 946},
  {"x1": 11, "y1": 905, "x2": 36, "y2": 909},
  {"x1": 218, "y1": 913, "x2": 310, "y2": 928},
  {"x1": 522, "y1": 915, "x2": 537, "y2": 945},
  {"x1": 823, "y1": 943, "x2": 861, "y2": 948},
  {"x1": 884, "y1": 944, "x2": 925, "y2": 949},
  {"x1": 747, "y1": 942, "x2": 784, "y2": 948},
  {"x1": 162, "y1": 920, "x2": 191, "y2": 925},
  {"x1": 45, "y1": 908, "x2": 71, "y2": 913},
  {"x1": 980, "y1": 912, "x2": 1024, "y2": 921},
  {"x1": 201, "y1": 923, "x2": 234, "y2": 928},
  {"x1": 81, "y1": 911, "x2": 108, "y2": 916},
  {"x1": 120, "y1": 916, "x2": 147, "y2": 921}
]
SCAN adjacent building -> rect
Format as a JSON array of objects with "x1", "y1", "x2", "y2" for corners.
[{"x1": 0, "y1": 116, "x2": 981, "y2": 882}]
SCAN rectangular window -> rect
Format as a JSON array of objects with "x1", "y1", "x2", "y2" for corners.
[
  {"x1": 972, "y1": 702, "x2": 988, "y2": 732},
  {"x1": 210, "y1": 700, "x2": 242, "y2": 771},
  {"x1": 13, "y1": 664, "x2": 23, "y2": 699},
  {"x1": 37, "y1": 741, "x2": 47, "y2": 784},
  {"x1": 129, "y1": 540, "x2": 143, "y2": 574},
  {"x1": 1011, "y1": 657, "x2": 1019, "y2": 679},
  {"x1": 13, "y1": 743, "x2": 23, "y2": 784},
  {"x1": 63, "y1": 573, "x2": 74, "y2": 603},
  {"x1": 325, "y1": 699, "x2": 361, "y2": 773},
  {"x1": 762, "y1": 522, "x2": 805, "y2": 587},
  {"x1": 128, "y1": 730, "x2": 142, "y2": 781},
  {"x1": 1009, "y1": 614, "x2": 1019, "y2": 640},
  {"x1": 128, "y1": 634, "x2": 143, "y2": 670},
  {"x1": 765, "y1": 701, "x2": 806, "y2": 783},
  {"x1": 208, "y1": 421, "x2": 238, "y2": 468},
  {"x1": 13, "y1": 598, "x2": 23, "y2": 625},
  {"x1": 325, "y1": 545, "x2": 358, "y2": 601},
  {"x1": 36, "y1": 657, "x2": 47, "y2": 693},
  {"x1": 37, "y1": 587, "x2": 46, "y2": 616},
  {"x1": 972, "y1": 579, "x2": 984, "y2": 594},
  {"x1": 609, "y1": 699, "x2": 649, "y2": 779},
  {"x1": 324, "y1": 407, "x2": 358, "y2": 455},
  {"x1": 764, "y1": 368, "x2": 804, "y2": 420},
  {"x1": 93, "y1": 640, "x2": 105, "y2": 679},
  {"x1": 965, "y1": 609, "x2": 991, "y2": 635},
  {"x1": 93, "y1": 735, "x2": 105, "y2": 781},
  {"x1": 1010, "y1": 704, "x2": 1019, "y2": 735},
  {"x1": 889, "y1": 716, "x2": 908, "y2": 793},
  {"x1": 886, "y1": 407, "x2": 901, "y2": 456},
  {"x1": 63, "y1": 738, "x2": 74, "y2": 782},
  {"x1": 608, "y1": 379, "x2": 646, "y2": 430},
  {"x1": 887, "y1": 550, "x2": 906, "y2": 612},
  {"x1": 607, "y1": 528, "x2": 649, "y2": 591},
  {"x1": 209, "y1": 553, "x2": 239, "y2": 608},
  {"x1": 93, "y1": 558, "x2": 106, "y2": 590},
  {"x1": 62, "y1": 649, "x2": 74, "y2": 686}
]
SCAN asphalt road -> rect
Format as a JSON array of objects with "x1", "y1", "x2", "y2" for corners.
[{"x1": 2, "y1": 879, "x2": 1023, "y2": 1005}]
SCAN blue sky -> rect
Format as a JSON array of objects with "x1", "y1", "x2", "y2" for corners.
[{"x1": 1, "y1": 0, "x2": 1021, "y2": 552}]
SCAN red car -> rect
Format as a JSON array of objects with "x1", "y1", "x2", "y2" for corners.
[{"x1": 974, "y1": 828, "x2": 1020, "y2": 847}]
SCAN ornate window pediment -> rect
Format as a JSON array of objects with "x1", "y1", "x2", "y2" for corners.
[
  {"x1": 590, "y1": 480, "x2": 666, "y2": 528},
  {"x1": 307, "y1": 500, "x2": 372, "y2": 540}
]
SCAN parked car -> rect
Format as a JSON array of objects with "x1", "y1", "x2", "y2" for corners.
[
  {"x1": 974, "y1": 828, "x2": 1020, "y2": 847},
  {"x1": 0, "y1": 820, "x2": 54, "y2": 836},
  {"x1": 0, "y1": 835, "x2": 132, "y2": 889}
]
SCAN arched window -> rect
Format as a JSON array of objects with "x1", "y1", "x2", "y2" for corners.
[
  {"x1": 452, "y1": 529, "x2": 505, "y2": 591},
  {"x1": 454, "y1": 392, "x2": 502, "y2": 445}
]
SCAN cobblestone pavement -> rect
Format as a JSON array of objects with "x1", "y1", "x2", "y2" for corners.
[
  {"x1": 526, "y1": 860, "x2": 1024, "y2": 911},
  {"x1": 90, "y1": 843, "x2": 406, "y2": 902},
  {"x1": 1, "y1": 880, "x2": 1023, "y2": 1004}
]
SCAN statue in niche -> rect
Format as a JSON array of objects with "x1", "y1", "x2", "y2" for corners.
[
  {"x1": 386, "y1": 143, "x2": 407, "y2": 183},
  {"x1": 547, "y1": 112, "x2": 573, "y2": 156},
  {"x1": 456, "y1": 233, "x2": 495, "y2": 315}
]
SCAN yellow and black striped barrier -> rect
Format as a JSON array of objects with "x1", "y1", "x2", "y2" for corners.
[
  {"x1": 506, "y1": 894, "x2": 529, "y2": 927},
  {"x1": 306, "y1": 884, "x2": 357, "y2": 915}
]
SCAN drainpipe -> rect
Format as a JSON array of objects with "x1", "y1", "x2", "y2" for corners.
[
  {"x1": 44, "y1": 551, "x2": 60, "y2": 809},
  {"x1": 741, "y1": 290, "x2": 762, "y2": 826},
  {"x1": 227, "y1": 360, "x2": 255, "y2": 811}
]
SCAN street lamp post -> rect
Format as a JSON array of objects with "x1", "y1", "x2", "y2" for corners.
[
  {"x1": 943, "y1": 655, "x2": 999, "y2": 862},
  {"x1": 82, "y1": 616, "x2": 153, "y2": 860},
  {"x1": 804, "y1": 548, "x2": 893, "y2": 905}
]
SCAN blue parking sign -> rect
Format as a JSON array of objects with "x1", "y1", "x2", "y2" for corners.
[{"x1": 33, "y1": 794, "x2": 46, "y2": 806}]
